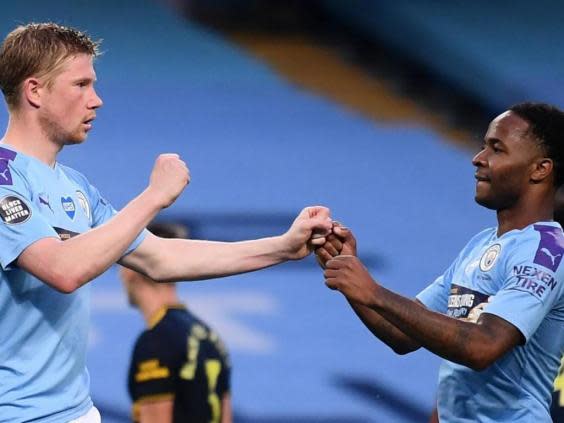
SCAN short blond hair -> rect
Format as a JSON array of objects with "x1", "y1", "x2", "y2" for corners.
[{"x1": 0, "y1": 22, "x2": 100, "y2": 109}]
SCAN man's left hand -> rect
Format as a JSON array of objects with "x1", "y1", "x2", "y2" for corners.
[{"x1": 324, "y1": 255, "x2": 378, "y2": 307}]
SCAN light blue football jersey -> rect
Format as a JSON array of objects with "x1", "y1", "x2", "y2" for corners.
[
  {"x1": 0, "y1": 145, "x2": 145, "y2": 422},
  {"x1": 417, "y1": 222, "x2": 564, "y2": 422}
]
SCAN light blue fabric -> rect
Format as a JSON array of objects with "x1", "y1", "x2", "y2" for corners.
[
  {"x1": 417, "y1": 222, "x2": 564, "y2": 422},
  {"x1": 0, "y1": 144, "x2": 145, "y2": 422}
]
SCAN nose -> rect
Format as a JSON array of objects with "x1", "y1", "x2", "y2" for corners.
[
  {"x1": 88, "y1": 88, "x2": 103, "y2": 109},
  {"x1": 472, "y1": 148, "x2": 487, "y2": 168}
]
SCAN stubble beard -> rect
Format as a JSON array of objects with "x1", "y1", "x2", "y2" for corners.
[
  {"x1": 475, "y1": 187, "x2": 519, "y2": 212},
  {"x1": 38, "y1": 113, "x2": 87, "y2": 146}
]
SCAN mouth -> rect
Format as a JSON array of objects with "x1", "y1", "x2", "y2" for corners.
[
  {"x1": 82, "y1": 116, "x2": 96, "y2": 130},
  {"x1": 474, "y1": 173, "x2": 489, "y2": 182}
]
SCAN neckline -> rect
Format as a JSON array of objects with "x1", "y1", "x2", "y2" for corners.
[
  {"x1": 492, "y1": 220, "x2": 560, "y2": 241},
  {"x1": 0, "y1": 143, "x2": 58, "y2": 171},
  {"x1": 147, "y1": 304, "x2": 186, "y2": 329}
]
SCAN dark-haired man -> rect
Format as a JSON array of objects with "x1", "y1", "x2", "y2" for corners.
[
  {"x1": 121, "y1": 222, "x2": 232, "y2": 423},
  {"x1": 0, "y1": 23, "x2": 331, "y2": 422},
  {"x1": 317, "y1": 103, "x2": 564, "y2": 422}
]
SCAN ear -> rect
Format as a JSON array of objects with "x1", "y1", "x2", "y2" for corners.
[
  {"x1": 22, "y1": 77, "x2": 43, "y2": 108},
  {"x1": 530, "y1": 158, "x2": 553, "y2": 184}
]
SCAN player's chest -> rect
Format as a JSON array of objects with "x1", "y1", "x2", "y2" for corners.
[
  {"x1": 33, "y1": 180, "x2": 91, "y2": 234},
  {"x1": 447, "y1": 241, "x2": 507, "y2": 321},
  {"x1": 454, "y1": 240, "x2": 507, "y2": 292}
]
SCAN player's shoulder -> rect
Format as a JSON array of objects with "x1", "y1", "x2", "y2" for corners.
[
  {"x1": 460, "y1": 227, "x2": 497, "y2": 253},
  {"x1": 0, "y1": 146, "x2": 35, "y2": 191},
  {"x1": 156, "y1": 309, "x2": 209, "y2": 350},
  {"x1": 505, "y1": 222, "x2": 563, "y2": 252},
  {"x1": 502, "y1": 222, "x2": 564, "y2": 274},
  {"x1": 469, "y1": 226, "x2": 497, "y2": 242},
  {"x1": 142, "y1": 308, "x2": 194, "y2": 343},
  {"x1": 57, "y1": 163, "x2": 91, "y2": 185},
  {"x1": 132, "y1": 327, "x2": 169, "y2": 360}
]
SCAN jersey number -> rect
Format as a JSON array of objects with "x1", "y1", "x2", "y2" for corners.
[{"x1": 180, "y1": 325, "x2": 222, "y2": 423}]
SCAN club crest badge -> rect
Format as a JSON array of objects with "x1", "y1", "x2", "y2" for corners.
[
  {"x1": 75, "y1": 190, "x2": 90, "y2": 221},
  {"x1": 61, "y1": 196, "x2": 76, "y2": 220},
  {"x1": 480, "y1": 243, "x2": 501, "y2": 272}
]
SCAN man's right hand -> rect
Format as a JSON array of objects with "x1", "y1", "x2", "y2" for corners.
[
  {"x1": 315, "y1": 222, "x2": 357, "y2": 268},
  {"x1": 147, "y1": 154, "x2": 190, "y2": 208}
]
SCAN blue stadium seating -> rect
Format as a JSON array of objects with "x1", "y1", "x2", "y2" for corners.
[{"x1": 322, "y1": 0, "x2": 564, "y2": 112}]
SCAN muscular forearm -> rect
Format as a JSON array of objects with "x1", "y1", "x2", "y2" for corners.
[
  {"x1": 19, "y1": 189, "x2": 163, "y2": 292},
  {"x1": 162, "y1": 237, "x2": 290, "y2": 281},
  {"x1": 126, "y1": 235, "x2": 293, "y2": 282},
  {"x1": 348, "y1": 300, "x2": 421, "y2": 354},
  {"x1": 369, "y1": 286, "x2": 502, "y2": 370}
]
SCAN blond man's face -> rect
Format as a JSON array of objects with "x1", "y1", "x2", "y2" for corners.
[{"x1": 37, "y1": 53, "x2": 103, "y2": 145}]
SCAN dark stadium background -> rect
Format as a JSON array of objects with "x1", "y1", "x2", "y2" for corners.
[{"x1": 1, "y1": 1, "x2": 562, "y2": 421}]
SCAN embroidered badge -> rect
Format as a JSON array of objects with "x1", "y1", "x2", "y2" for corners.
[
  {"x1": 479, "y1": 243, "x2": 501, "y2": 272},
  {"x1": 61, "y1": 196, "x2": 76, "y2": 220}
]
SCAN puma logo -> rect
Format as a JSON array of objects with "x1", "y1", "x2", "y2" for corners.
[
  {"x1": 0, "y1": 167, "x2": 10, "y2": 181},
  {"x1": 39, "y1": 194, "x2": 53, "y2": 213},
  {"x1": 541, "y1": 247, "x2": 562, "y2": 266}
]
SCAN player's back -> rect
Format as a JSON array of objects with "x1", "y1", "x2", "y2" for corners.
[{"x1": 128, "y1": 305, "x2": 231, "y2": 423}]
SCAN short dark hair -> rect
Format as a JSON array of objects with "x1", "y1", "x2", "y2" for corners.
[
  {"x1": 509, "y1": 102, "x2": 564, "y2": 187},
  {"x1": 0, "y1": 22, "x2": 100, "y2": 109},
  {"x1": 148, "y1": 222, "x2": 190, "y2": 239}
]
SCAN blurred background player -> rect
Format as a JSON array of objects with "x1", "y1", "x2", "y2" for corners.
[
  {"x1": 553, "y1": 356, "x2": 564, "y2": 421},
  {"x1": 121, "y1": 221, "x2": 232, "y2": 423}
]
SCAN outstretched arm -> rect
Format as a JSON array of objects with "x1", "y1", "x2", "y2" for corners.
[
  {"x1": 17, "y1": 154, "x2": 189, "y2": 293},
  {"x1": 316, "y1": 225, "x2": 421, "y2": 354},
  {"x1": 324, "y1": 255, "x2": 523, "y2": 370},
  {"x1": 120, "y1": 206, "x2": 333, "y2": 281}
]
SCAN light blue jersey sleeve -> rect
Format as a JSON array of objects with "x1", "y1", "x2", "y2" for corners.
[
  {"x1": 0, "y1": 176, "x2": 58, "y2": 270},
  {"x1": 416, "y1": 260, "x2": 456, "y2": 313},
  {"x1": 65, "y1": 167, "x2": 146, "y2": 255},
  {"x1": 417, "y1": 228, "x2": 495, "y2": 313},
  {"x1": 485, "y1": 225, "x2": 564, "y2": 341}
]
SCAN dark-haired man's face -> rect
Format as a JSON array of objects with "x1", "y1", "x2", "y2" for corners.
[{"x1": 472, "y1": 111, "x2": 544, "y2": 210}]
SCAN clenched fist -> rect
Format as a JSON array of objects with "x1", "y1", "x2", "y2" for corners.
[
  {"x1": 280, "y1": 206, "x2": 333, "y2": 260},
  {"x1": 315, "y1": 223, "x2": 357, "y2": 269},
  {"x1": 148, "y1": 154, "x2": 190, "y2": 208},
  {"x1": 324, "y1": 255, "x2": 378, "y2": 307}
]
